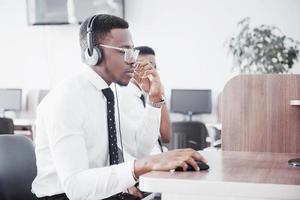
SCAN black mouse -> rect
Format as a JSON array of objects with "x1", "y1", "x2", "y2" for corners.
[{"x1": 175, "y1": 160, "x2": 209, "y2": 171}]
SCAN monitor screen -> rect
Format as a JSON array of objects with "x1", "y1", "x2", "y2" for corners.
[
  {"x1": 170, "y1": 89, "x2": 212, "y2": 114},
  {"x1": 26, "y1": 0, "x2": 124, "y2": 25},
  {"x1": 0, "y1": 89, "x2": 22, "y2": 111}
]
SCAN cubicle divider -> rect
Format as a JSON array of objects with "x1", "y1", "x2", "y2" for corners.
[{"x1": 221, "y1": 75, "x2": 300, "y2": 153}]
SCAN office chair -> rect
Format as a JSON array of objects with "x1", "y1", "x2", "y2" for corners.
[
  {"x1": 0, "y1": 117, "x2": 14, "y2": 135},
  {"x1": 171, "y1": 121, "x2": 208, "y2": 150},
  {"x1": 0, "y1": 135, "x2": 37, "y2": 200}
]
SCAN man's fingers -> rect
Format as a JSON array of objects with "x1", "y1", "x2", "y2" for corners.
[
  {"x1": 133, "y1": 71, "x2": 141, "y2": 83},
  {"x1": 141, "y1": 70, "x2": 159, "y2": 83},
  {"x1": 191, "y1": 151, "x2": 208, "y2": 163},
  {"x1": 128, "y1": 187, "x2": 143, "y2": 198},
  {"x1": 134, "y1": 61, "x2": 150, "y2": 72},
  {"x1": 148, "y1": 74, "x2": 154, "y2": 82},
  {"x1": 135, "y1": 62, "x2": 154, "y2": 73},
  {"x1": 178, "y1": 162, "x2": 189, "y2": 171},
  {"x1": 183, "y1": 148, "x2": 208, "y2": 163},
  {"x1": 134, "y1": 189, "x2": 143, "y2": 198},
  {"x1": 186, "y1": 158, "x2": 200, "y2": 171}
]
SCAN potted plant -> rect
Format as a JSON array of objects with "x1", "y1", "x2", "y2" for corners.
[{"x1": 227, "y1": 17, "x2": 300, "y2": 74}]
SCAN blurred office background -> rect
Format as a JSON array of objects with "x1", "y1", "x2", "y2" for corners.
[
  {"x1": 1, "y1": 2, "x2": 300, "y2": 199},
  {"x1": 0, "y1": 0, "x2": 299, "y2": 146}
]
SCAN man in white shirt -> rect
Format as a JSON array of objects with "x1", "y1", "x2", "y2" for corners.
[
  {"x1": 118, "y1": 46, "x2": 171, "y2": 159},
  {"x1": 118, "y1": 46, "x2": 172, "y2": 198},
  {"x1": 31, "y1": 14, "x2": 207, "y2": 200}
]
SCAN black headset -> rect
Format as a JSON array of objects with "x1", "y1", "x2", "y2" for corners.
[{"x1": 84, "y1": 15, "x2": 103, "y2": 66}]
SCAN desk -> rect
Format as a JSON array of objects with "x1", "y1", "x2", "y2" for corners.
[{"x1": 140, "y1": 151, "x2": 300, "y2": 200}]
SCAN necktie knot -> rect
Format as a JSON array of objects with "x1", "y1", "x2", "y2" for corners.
[{"x1": 102, "y1": 88, "x2": 114, "y2": 101}]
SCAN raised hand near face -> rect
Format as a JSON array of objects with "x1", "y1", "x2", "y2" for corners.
[{"x1": 133, "y1": 61, "x2": 163, "y2": 103}]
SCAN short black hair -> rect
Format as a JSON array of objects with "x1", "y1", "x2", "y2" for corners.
[
  {"x1": 134, "y1": 46, "x2": 155, "y2": 56},
  {"x1": 79, "y1": 14, "x2": 129, "y2": 62}
]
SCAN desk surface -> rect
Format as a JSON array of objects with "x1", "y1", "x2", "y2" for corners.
[{"x1": 140, "y1": 151, "x2": 300, "y2": 200}]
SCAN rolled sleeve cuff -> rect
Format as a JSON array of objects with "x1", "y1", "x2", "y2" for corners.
[
  {"x1": 116, "y1": 160, "x2": 137, "y2": 189},
  {"x1": 146, "y1": 105, "x2": 161, "y2": 119}
]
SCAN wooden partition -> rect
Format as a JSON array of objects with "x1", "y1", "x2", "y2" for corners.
[{"x1": 222, "y1": 75, "x2": 300, "y2": 153}]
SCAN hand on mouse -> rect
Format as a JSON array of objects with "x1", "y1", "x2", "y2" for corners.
[
  {"x1": 127, "y1": 186, "x2": 143, "y2": 199},
  {"x1": 133, "y1": 149, "x2": 208, "y2": 178},
  {"x1": 175, "y1": 160, "x2": 209, "y2": 171}
]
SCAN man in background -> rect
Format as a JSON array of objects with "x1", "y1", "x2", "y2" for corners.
[
  {"x1": 118, "y1": 46, "x2": 172, "y2": 199},
  {"x1": 118, "y1": 46, "x2": 171, "y2": 158}
]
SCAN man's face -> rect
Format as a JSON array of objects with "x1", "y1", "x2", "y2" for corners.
[
  {"x1": 100, "y1": 28, "x2": 135, "y2": 86},
  {"x1": 137, "y1": 54, "x2": 157, "y2": 69}
]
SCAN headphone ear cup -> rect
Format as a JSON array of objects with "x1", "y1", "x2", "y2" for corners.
[
  {"x1": 84, "y1": 47, "x2": 102, "y2": 66},
  {"x1": 94, "y1": 46, "x2": 103, "y2": 64}
]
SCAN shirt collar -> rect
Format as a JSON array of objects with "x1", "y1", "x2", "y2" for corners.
[
  {"x1": 82, "y1": 66, "x2": 110, "y2": 91},
  {"x1": 128, "y1": 82, "x2": 145, "y2": 98}
]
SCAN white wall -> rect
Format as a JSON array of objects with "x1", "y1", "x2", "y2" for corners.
[
  {"x1": 0, "y1": 0, "x2": 82, "y2": 108},
  {"x1": 0, "y1": 0, "x2": 299, "y2": 122}
]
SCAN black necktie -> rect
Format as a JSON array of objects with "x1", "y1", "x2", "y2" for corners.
[
  {"x1": 102, "y1": 89, "x2": 135, "y2": 199},
  {"x1": 140, "y1": 94, "x2": 146, "y2": 108},
  {"x1": 102, "y1": 88, "x2": 119, "y2": 165}
]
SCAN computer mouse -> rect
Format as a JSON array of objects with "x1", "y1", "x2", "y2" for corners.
[{"x1": 175, "y1": 160, "x2": 209, "y2": 171}]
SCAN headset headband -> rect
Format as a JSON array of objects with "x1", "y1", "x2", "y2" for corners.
[{"x1": 86, "y1": 15, "x2": 98, "y2": 56}]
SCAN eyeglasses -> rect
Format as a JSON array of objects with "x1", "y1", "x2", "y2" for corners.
[{"x1": 98, "y1": 44, "x2": 140, "y2": 63}]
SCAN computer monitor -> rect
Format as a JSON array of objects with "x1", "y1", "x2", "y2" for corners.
[
  {"x1": 26, "y1": 0, "x2": 125, "y2": 25},
  {"x1": 0, "y1": 89, "x2": 22, "y2": 112},
  {"x1": 170, "y1": 89, "x2": 212, "y2": 115}
]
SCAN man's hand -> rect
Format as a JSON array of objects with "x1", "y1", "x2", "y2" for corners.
[
  {"x1": 127, "y1": 186, "x2": 143, "y2": 199},
  {"x1": 133, "y1": 149, "x2": 208, "y2": 179},
  {"x1": 133, "y1": 61, "x2": 163, "y2": 103}
]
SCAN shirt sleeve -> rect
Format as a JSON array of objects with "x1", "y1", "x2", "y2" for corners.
[
  {"x1": 46, "y1": 90, "x2": 136, "y2": 200},
  {"x1": 119, "y1": 92, "x2": 162, "y2": 158}
]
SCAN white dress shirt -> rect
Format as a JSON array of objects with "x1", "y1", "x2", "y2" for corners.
[
  {"x1": 117, "y1": 82, "x2": 163, "y2": 161},
  {"x1": 31, "y1": 67, "x2": 161, "y2": 200}
]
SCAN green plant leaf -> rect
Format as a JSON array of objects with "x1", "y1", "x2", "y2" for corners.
[{"x1": 227, "y1": 17, "x2": 300, "y2": 74}]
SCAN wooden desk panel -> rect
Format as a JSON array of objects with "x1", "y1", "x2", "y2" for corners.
[
  {"x1": 221, "y1": 75, "x2": 300, "y2": 153},
  {"x1": 140, "y1": 151, "x2": 300, "y2": 200}
]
